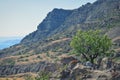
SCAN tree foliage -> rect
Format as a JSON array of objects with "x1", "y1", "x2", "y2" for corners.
[{"x1": 70, "y1": 30, "x2": 112, "y2": 63}]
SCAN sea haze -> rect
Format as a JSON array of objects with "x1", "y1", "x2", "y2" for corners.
[{"x1": 0, "y1": 37, "x2": 23, "y2": 50}]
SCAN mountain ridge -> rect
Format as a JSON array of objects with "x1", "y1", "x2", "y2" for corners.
[
  {"x1": 0, "y1": 0, "x2": 120, "y2": 58},
  {"x1": 21, "y1": 8, "x2": 73, "y2": 43},
  {"x1": 22, "y1": 0, "x2": 120, "y2": 44},
  {"x1": 0, "y1": 0, "x2": 120, "y2": 78}
]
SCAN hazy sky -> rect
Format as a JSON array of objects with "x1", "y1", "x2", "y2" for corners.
[{"x1": 0, "y1": 0, "x2": 96, "y2": 37}]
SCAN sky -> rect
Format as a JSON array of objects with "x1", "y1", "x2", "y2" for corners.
[{"x1": 0, "y1": 0, "x2": 97, "y2": 37}]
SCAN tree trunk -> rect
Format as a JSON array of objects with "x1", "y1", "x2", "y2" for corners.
[
  {"x1": 82, "y1": 53, "x2": 89, "y2": 61},
  {"x1": 90, "y1": 58, "x2": 94, "y2": 64},
  {"x1": 90, "y1": 58, "x2": 96, "y2": 69}
]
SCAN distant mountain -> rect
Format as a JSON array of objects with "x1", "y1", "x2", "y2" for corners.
[
  {"x1": 21, "y1": 9, "x2": 73, "y2": 43},
  {"x1": 0, "y1": 0, "x2": 120, "y2": 57},
  {"x1": 0, "y1": 37, "x2": 22, "y2": 50},
  {"x1": 21, "y1": 0, "x2": 120, "y2": 44}
]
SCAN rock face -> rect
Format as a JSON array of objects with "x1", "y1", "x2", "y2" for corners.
[
  {"x1": 0, "y1": 61, "x2": 60, "y2": 77},
  {"x1": 60, "y1": 56, "x2": 78, "y2": 65},
  {"x1": 111, "y1": 71, "x2": 120, "y2": 80},
  {"x1": 59, "y1": 61, "x2": 120, "y2": 80},
  {"x1": 21, "y1": 0, "x2": 120, "y2": 44},
  {"x1": 21, "y1": 9, "x2": 72, "y2": 43}
]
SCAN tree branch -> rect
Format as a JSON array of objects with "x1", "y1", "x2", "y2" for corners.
[
  {"x1": 93, "y1": 53, "x2": 99, "y2": 59},
  {"x1": 82, "y1": 53, "x2": 89, "y2": 61}
]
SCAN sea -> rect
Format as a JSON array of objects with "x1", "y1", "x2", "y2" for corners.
[{"x1": 0, "y1": 37, "x2": 23, "y2": 50}]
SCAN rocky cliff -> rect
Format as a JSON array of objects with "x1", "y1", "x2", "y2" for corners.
[
  {"x1": 21, "y1": 9, "x2": 72, "y2": 43},
  {"x1": 0, "y1": 61, "x2": 60, "y2": 77},
  {"x1": 22, "y1": 0, "x2": 120, "y2": 44}
]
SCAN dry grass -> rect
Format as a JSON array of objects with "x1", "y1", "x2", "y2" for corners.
[
  {"x1": 115, "y1": 48, "x2": 120, "y2": 52},
  {"x1": 17, "y1": 51, "x2": 69, "y2": 65},
  {"x1": 0, "y1": 38, "x2": 70, "y2": 65},
  {"x1": 43, "y1": 38, "x2": 70, "y2": 48},
  {"x1": 51, "y1": 38, "x2": 70, "y2": 44},
  {"x1": 0, "y1": 78, "x2": 24, "y2": 80},
  {"x1": 0, "y1": 72, "x2": 37, "y2": 80},
  {"x1": 0, "y1": 56, "x2": 19, "y2": 61},
  {"x1": 0, "y1": 51, "x2": 59, "y2": 65},
  {"x1": 112, "y1": 36, "x2": 120, "y2": 41}
]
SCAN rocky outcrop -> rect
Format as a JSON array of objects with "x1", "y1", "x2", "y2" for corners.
[
  {"x1": 21, "y1": 9, "x2": 72, "y2": 43},
  {"x1": 20, "y1": 0, "x2": 120, "y2": 45},
  {"x1": 0, "y1": 61, "x2": 60, "y2": 77},
  {"x1": 60, "y1": 56, "x2": 78, "y2": 65},
  {"x1": 110, "y1": 71, "x2": 120, "y2": 80}
]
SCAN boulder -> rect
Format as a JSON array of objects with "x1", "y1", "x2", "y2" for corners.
[
  {"x1": 83, "y1": 61, "x2": 93, "y2": 69},
  {"x1": 60, "y1": 56, "x2": 78, "y2": 65},
  {"x1": 97, "y1": 75, "x2": 108, "y2": 80},
  {"x1": 110, "y1": 71, "x2": 120, "y2": 80},
  {"x1": 0, "y1": 61, "x2": 61, "y2": 77},
  {"x1": 101, "y1": 58, "x2": 113, "y2": 70},
  {"x1": 114, "y1": 52, "x2": 120, "y2": 57},
  {"x1": 60, "y1": 69, "x2": 70, "y2": 79}
]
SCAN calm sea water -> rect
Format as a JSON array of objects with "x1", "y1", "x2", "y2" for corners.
[{"x1": 0, "y1": 37, "x2": 23, "y2": 50}]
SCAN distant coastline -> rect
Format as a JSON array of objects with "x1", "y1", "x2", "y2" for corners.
[{"x1": 0, "y1": 37, "x2": 23, "y2": 50}]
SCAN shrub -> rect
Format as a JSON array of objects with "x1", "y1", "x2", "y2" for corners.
[{"x1": 0, "y1": 58, "x2": 15, "y2": 66}]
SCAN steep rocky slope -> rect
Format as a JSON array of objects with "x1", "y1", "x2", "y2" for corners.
[
  {"x1": 21, "y1": 9, "x2": 72, "y2": 43},
  {"x1": 0, "y1": 0, "x2": 120, "y2": 78},
  {"x1": 0, "y1": 0, "x2": 120, "y2": 58},
  {"x1": 22, "y1": 0, "x2": 120, "y2": 43}
]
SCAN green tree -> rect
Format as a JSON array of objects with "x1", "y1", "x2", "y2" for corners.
[{"x1": 70, "y1": 30, "x2": 112, "y2": 64}]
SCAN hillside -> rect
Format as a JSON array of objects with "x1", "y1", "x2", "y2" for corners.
[
  {"x1": 0, "y1": 0, "x2": 120, "y2": 58},
  {"x1": 0, "y1": 0, "x2": 120, "y2": 79}
]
